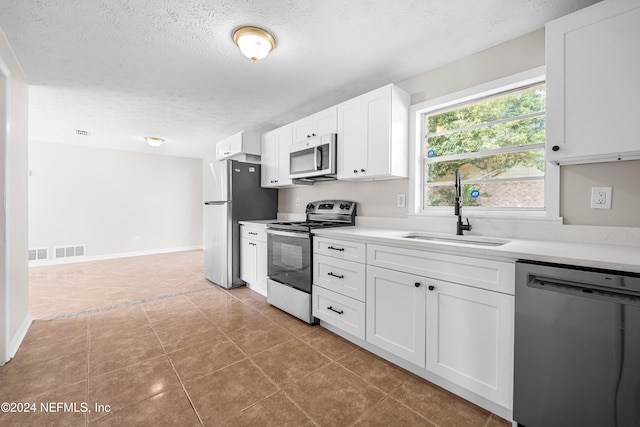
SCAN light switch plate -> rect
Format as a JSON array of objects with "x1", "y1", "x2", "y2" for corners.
[
  {"x1": 397, "y1": 193, "x2": 406, "y2": 208},
  {"x1": 590, "y1": 187, "x2": 612, "y2": 209}
]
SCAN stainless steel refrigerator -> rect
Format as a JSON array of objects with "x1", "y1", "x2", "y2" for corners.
[{"x1": 203, "y1": 159, "x2": 277, "y2": 288}]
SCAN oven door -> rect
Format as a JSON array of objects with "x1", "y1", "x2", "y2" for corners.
[{"x1": 267, "y1": 229, "x2": 312, "y2": 293}]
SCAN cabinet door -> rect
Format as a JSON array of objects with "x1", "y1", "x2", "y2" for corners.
[
  {"x1": 426, "y1": 279, "x2": 514, "y2": 409},
  {"x1": 361, "y1": 86, "x2": 391, "y2": 177},
  {"x1": 260, "y1": 131, "x2": 279, "y2": 187},
  {"x1": 292, "y1": 116, "x2": 313, "y2": 142},
  {"x1": 313, "y1": 106, "x2": 338, "y2": 136},
  {"x1": 366, "y1": 265, "x2": 426, "y2": 367},
  {"x1": 240, "y1": 237, "x2": 256, "y2": 283},
  {"x1": 276, "y1": 125, "x2": 294, "y2": 185},
  {"x1": 337, "y1": 96, "x2": 364, "y2": 179},
  {"x1": 253, "y1": 240, "x2": 268, "y2": 297},
  {"x1": 546, "y1": 0, "x2": 640, "y2": 164}
]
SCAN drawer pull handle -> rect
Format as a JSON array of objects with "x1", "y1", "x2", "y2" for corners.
[
  {"x1": 328, "y1": 272, "x2": 344, "y2": 279},
  {"x1": 248, "y1": 232, "x2": 258, "y2": 235},
  {"x1": 327, "y1": 246, "x2": 345, "y2": 252},
  {"x1": 428, "y1": 285, "x2": 435, "y2": 291},
  {"x1": 327, "y1": 306, "x2": 344, "y2": 315}
]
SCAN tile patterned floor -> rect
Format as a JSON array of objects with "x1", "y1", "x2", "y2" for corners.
[{"x1": 0, "y1": 250, "x2": 512, "y2": 426}]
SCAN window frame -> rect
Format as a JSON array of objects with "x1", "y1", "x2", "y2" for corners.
[{"x1": 408, "y1": 66, "x2": 561, "y2": 222}]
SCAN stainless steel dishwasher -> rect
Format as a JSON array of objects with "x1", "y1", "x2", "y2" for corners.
[{"x1": 514, "y1": 260, "x2": 640, "y2": 427}]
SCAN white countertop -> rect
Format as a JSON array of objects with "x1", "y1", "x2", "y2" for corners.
[
  {"x1": 239, "y1": 219, "x2": 278, "y2": 227},
  {"x1": 312, "y1": 226, "x2": 640, "y2": 274}
]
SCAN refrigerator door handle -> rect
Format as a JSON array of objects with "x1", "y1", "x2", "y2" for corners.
[{"x1": 204, "y1": 201, "x2": 229, "y2": 205}]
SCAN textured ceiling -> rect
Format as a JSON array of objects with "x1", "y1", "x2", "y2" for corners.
[{"x1": 0, "y1": 0, "x2": 599, "y2": 158}]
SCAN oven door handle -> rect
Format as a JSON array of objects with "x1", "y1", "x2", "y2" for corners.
[{"x1": 267, "y1": 229, "x2": 311, "y2": 239}]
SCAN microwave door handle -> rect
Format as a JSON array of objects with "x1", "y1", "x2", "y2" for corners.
[{"x1": 315, "y1": 146, "x2": 322, "y2": 170}]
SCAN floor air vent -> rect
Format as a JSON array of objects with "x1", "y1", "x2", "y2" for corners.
[
  {"x1": 54, "y1": 245, "x2": 86, "y2": 259},
  {"x1": 28, "y1": 247, "x2": 48, "y2": 261}
]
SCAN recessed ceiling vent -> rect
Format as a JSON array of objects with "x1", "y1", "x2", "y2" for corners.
[{"x1": 75, "y1": 129, "x2": 90, "y2": 136}]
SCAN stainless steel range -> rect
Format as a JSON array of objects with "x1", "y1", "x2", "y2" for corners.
[{"x1": 266, "y1": 200, "x2": 356, "y2": 323}]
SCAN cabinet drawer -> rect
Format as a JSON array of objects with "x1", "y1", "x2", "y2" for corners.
[
  {"x1": 312, "y1": 285, "x2": 365, "y2": 340},
  {"x1": 367, "y1": 244, "x2": 515, "y2": 295},
  {"x1": 240, "y1": 225, "x2": 267, "y2": 243},
  {"x1": 313, "y1": 254, "x2": 365, "y2": 301},
  {"x1": 313, "y1": 237, "x2": 366, "y2": 263}
]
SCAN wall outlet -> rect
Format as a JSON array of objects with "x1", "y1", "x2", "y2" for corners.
[
  {"x1": 590, "y1": 187, "x2": 612, "y2": 209},
  {"x1": 295, "y1": 197, "x2": 300, "y2": 207},
  {"x1": 397, "y1": 193, "x2": 406, "y2": 208},
  {"x1": 134, "y1": 236, "x2": 141, "y2": 244}
]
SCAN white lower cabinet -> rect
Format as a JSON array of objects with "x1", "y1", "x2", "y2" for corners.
[
  {"x1": 239, "y1": 224, "x2": 268, "y2": 296},
  {"x1": 365, "y1": 265, "x2": 426, "y2": 368},
  {"x1": 426, "y1": 278, "x2": 514, "y2": 409},
  {"x1": 312, "y1": 285, "x2": 365, "y2": 339},
  {"x1": 312, "y1": 236, "x2": 515, "y2": 416}
]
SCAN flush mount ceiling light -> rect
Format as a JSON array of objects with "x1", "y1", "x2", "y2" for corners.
[
  {"x1": 144, "y1": 136, "x2": 164, "y2": 147},
  {"x1": 233, "y1": 26, "x2": 276, "y2": 62}
]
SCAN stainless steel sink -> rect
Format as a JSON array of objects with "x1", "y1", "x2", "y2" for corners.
[{"x1": 399, "y1": 233, "x2": 509, "y2": 247}]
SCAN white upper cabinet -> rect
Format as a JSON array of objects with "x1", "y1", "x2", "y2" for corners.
[
  {"x1": 291, "y1": 106, "x2": 338, "y2": 143},
  {"x1": 215, "y1": 131, "x2": 261, "y2": 161},
  {"x1": 546, "y1": 0, "x2": 640, "y2": 165},
  {"x1": 337, "y1": 84, "x2": 409, "y2": 180},
  {"x1": 261, "y1": 124, "x2": 295, "y2": 188}
]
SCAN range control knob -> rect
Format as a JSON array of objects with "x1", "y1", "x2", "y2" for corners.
[
  {"x1": 306, "y1": 203, "x2": 314, "y2": 210},
  {"x1": 340, "y1": 203, "x2": 351, "y2": 210}
]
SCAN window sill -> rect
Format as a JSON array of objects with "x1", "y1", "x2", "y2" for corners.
[{"x1": 409, "y1": 209, "x2": 563, "y2": 224}]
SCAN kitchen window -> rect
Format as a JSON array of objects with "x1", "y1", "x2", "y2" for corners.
[{"x1": 409, "y1": 67, "x2": 560, "y2": 220}]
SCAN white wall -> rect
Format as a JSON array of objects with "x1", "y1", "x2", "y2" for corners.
[
  {"x1": 28, "y1": 141, "x2": 202, "y2": 260},
  {"x1": 1, "y1": 27, "x2": 30, "y2": 363}
]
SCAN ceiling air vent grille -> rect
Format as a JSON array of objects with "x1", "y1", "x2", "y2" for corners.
[
  {"x1": 54, "y1": 244, "x2": 86, "y2": 259},
  {"x1": 75, "y1": 129, "x2": 89, "y2": 136}
]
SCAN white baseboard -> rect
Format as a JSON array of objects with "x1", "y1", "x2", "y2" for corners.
[
  {"x1": 28, "y1": 245, "x2": 203, "y2": 267},
  {"x1": 8, "y1": 312, "x2": 32, "y2": 360}
]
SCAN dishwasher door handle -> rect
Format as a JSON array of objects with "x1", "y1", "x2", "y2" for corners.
[{"x1": 529, "y1": 274, "x2": 640, "y2": 305}]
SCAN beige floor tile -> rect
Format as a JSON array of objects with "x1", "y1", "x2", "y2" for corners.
[
  {"x1": 353, "y1": 396, "x2": 436, "y2": 426},
  {"x1": 284, "y1": 362, "x2": 385, "y2": 427},
  {"x1": 185, "y1": 359, "x2": 278, "y2": 425},
  {"x1": 154, "y1": 318, "x2": 224, "y2": 354},
  {"x1": 252, "y1": 339, "x2": 331, "y2": 387},
  {"x1": 391, "y1": 374, "x2": 491, "y2": 427},
  {"x1": 337, "y1": 348, "x2": 411, "y2": 394},
  {"x1": 88, "y1": 388, "x2": 200, "y2": 426},
  {"x1": 88, "y1": 355, "x2": 181, "y2": 421},
  {"x1": 226, "y1": 320, "x2": 293, "y2": 356},
  {"x1": 219, "y1": 391, "x2": 316, "y2": 427},
  {"x1": 168, "y1": 337, "x2": 247, "y2": 382},
  {"x1": 23, "y1": 316, "x2": 88, "y2": 343},
  {"x1": 299, "y1": 326, "x2": 358, "y2": 360},
  {"x1": 0, "y1": 352, "x2": 88, "y2": 402},
  {"x1": 89, "y1": 331, "x2": 165, "y2": 376},
  {"x1": 0, "y1": 381, "x2": 87, "y2": 427}
]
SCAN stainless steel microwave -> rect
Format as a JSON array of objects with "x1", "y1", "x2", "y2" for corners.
[{"x1": 289, "y1": 133, "x2": 337, "y2": 182}]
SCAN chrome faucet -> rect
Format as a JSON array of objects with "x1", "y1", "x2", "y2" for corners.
[{"x1": 454, "y1": 169, "x2": 471, "y2": 235}]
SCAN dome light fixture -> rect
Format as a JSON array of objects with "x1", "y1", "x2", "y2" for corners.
[
  {"x1": 144, "y1": 136, "x2": 164, "y2": 147},
  {"x1": 233, "y1": 26, "x2": 276, "y2": 62}
]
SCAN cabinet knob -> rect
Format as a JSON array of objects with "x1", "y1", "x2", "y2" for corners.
[
  {"x1": 428, "y1": 285, "x2": 435, "y2": 291},
  {"x1": 552, "y1": 145, "x2": 560, "y2": 152},
  {"x1": 353, "y1": 169, "x2": 358, "y2": 174},
  {"x1": 360, "y1": 169, "x2": 365, "y2": 173},
  {"x1": 414, "y1": 282, "x2": 421, "y2": 288}
]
